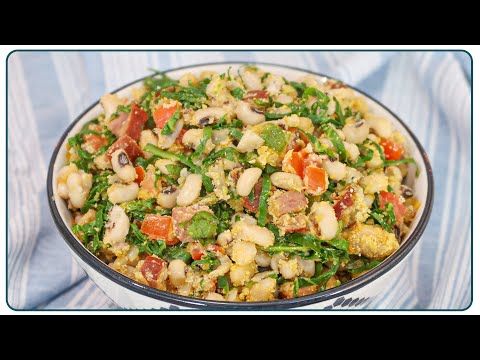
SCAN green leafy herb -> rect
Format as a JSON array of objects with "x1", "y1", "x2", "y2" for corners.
[
  {"x1": 165, "y1": 163, "x2": 182, "y2": 177},
  {"x1": 191, "y1": 251, "x2": 220, "y2": 271},
  {"x1": 321, "y1": 124, "x2": 346, "y2": 161},
  {"x1": 160, "y1": 110, "x2": 180, "y2": 135},
  {"x1": 265, "y1": 112, "x2": 289, "y2": 120},
  {"x1": 263, "y1": 164, "x2": 280, "y2": 175},
  {"x1": 203, "y1": 147, "x2": 241, "y2": 167},
  {"x1": 143, "y1": 144, "x2": 214, "y2": 192},
  {"x1": 229, "y1": 128, "x2": 243, "y2": 140},
  {"x1": 192, "y1": 127, "x2": 213, "y2": 160},
  {"x1": 351, "y1": 144, "x2": 374, "y2": 168},
  {"x1": 370, "y1": 195, "x2": 396, "y2": 232},
  {"x1": 257, "y1": 176, "x2": 271, "y2": 226},
  {"x1": 81, "y1": 171, "x2": 112, "y2": 213},
  {"x1": 122, "y1": 198, "x2": 157, "y2": 221},
  {"x1": 126, "y1": 223, "x2": 166, "y2": 257},
  {"x1": 302, "y1": 87, "x2": 329, "y2": 102},
  {"x1": 384, "y1": 158, "x2": 416, "y2": 167},
  {"x1": 299, "y1": 130, "x2": 337, "y2": 159},
  {"x1": 72, "y1": 202, "x2": 112, "y2": 254},
  {"x1": 144, "y1": 70, "x2": 178, "y2": 91},
  {"x1": 187, "y1": 211, "x2": 218, "y2": 239},
  {"x1": 212, "y1": 201, "x2": 235, "y2": 234},
  {"x1": 160, "y1": 86, "x2": 206, "y2": 109},
  {"x1": 289, "y1": 81, "x2": 307, "y2": 96},
  {"x1": 231, "y1": 87, "x2": 245, "y2": 99},
  {"x1": 333, "y1": 97, "x2": 346, "y2": 127},
  {"x1": 110, "y1": 104, "x2": 131, "y2": 119},
  {"x1": 217, "y1": 275, "x2": 230, "y2": 295},
  {"x1": 261, "y1": 124, "x2": 287, "y2": 152},
  {"x1": 346, "y1": 258, "x2": 381, "y2": 274},
  {"x1": 163, "y1": 245, "x2": 192, "y2": 263}
]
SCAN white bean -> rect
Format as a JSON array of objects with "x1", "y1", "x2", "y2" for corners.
[
  {"x1": 366, "y1": 114, "x2": 392, "y2": 138},
  {"x1": 229, "y1": 262, "x2": 256, "y2": 286},
  {"x1": 275, "y1": 93, "x2": 293, "y2": 104},
  {"x1": 236, "y1": 130, "x2": 264, "y2": 153},
  {"x1": 322, "y1": 160, "x2": 347, "y2": 181},
  {"x1": 236, "y1": 167, "x2": 262, "y2": 196},
  {"x1": 107, "y1": 182, "x2": 139, "y2": 204},
  {"x1": 139, "y1": 130, "x2": 158, "y2": 158},
  {"x1": 264, "y1": 74, "x2": 284, "y2": 95},
  {"x1": 226, "y1": 288, "x2": 239, "y2": 302},
  {"x1": 309, "y1": 201, "x2": 338, "y2": 240},
  {"x1": 176, "y1": 173, "x2": 202, "y2": 206},
  {"x1": 344, "y1": 141, "x2": 360, "y2": 162},
  {"x1": 193, "y1": 107, "x2": 226, "y2": 126},
  {"x1": 168, "y1": 259, "x2": 187, "y2": 288},
  {"x1": 216, "y1": 230, "x2": 233, "y2": 247},
  {"x1": 205, "y1": 292, "x2": 224, "y2": 301},
  {"x1": 111, "y1": 149, "x2": 136, "y2": 183},
  {"x1": 66, "y1": 172, "x2": 92, "y2": 209},
  {"x1": 360, "y1": 172, "x2": 388, "y2": 194},
  {"x1": 255, "y1": 250, "x2": 272, "y2": 267},
  {"x1": 236, "y1": 223, "x2": 275, "y2": 248},
  {"x1": 231, "y1": 241, "x2": 257, "y2": 265},
  {"x1": 385, "y1": 166, "x2": 403, "y2": 182},
  {"x1": 208, "y1": 255, "x2": 232, "y2": 279},
  {"x1": 248, "y1": 278, "x2": 276, "y2": 301},
  {"x1": 235, "y1": 101, "x2": 265, "y2": 126},
  {"x1": 157, "y1": 186, "x2": 179, "y2": 209},
  {"x1": 270, "y1": 172, "x2": 304, "y2": 191},
  {"x1": 100, "y1": 93, "x2": 123, "y2": 120},
  {"x1": 104, "y1": 205, "x2": 130, "y2": 245},
  {"x1": 156, "y1": 119, "x2": 184, "y2": 149},
  {"x1": 297, "y1": 257, "x2": 315, "y2": 277},
  {"x1": 240, "y1": 69, "x2": 262, "y2": 90},
  {"x1": 179, "y1": 73, "x2": 197, "y2": 87},
  {"x1": 182, "y1": 128, "x2": 204, "y2": 149},
  {"x1": 342, "y1": 120, "x2": 370, "y2": 144},
  {"x1": 278, "y1": 258, "x2": 301, "y2": 280},
  {"x1": 270, "y1": 253, "x2": 284, "y2": 272}
]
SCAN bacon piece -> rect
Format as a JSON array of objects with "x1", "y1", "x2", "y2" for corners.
[
  {"x1": 108, "y1": 104, "x2": 148, "y2": 141},
  {"x1": 268, "y1": 191, "x2": 308, "y2": 218},
  {"x1": 106, "y1": 135, "x2": 143, "y2": 161}
]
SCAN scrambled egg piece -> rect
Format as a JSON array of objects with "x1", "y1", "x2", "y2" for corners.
[{"x1": 343, "y1": 223, "x2": 399, "y2": 260}]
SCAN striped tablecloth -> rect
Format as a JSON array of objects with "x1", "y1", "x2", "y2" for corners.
[{"x1": 7, "y1": 50, "x2": 471, "y2": 310}]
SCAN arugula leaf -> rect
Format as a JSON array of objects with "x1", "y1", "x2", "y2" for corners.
[
  {"x1": 261, "y1": 124, "x2": 287, "y2": 152},
  {"x1": 302, "y1": 87, "x2": 329, "y2": 102},
  {"x1": 257, "y1": 176, "x2": 271, "y2": 226},
  {"x1": 351, "y1": 144, "x2": 374, "y2": 168},
  {"x1": 321, "y1": 124, "x2": 346, "y2": 161},
  {"x1": 187, "y1": 211, "x2": 218, "y2": 239},
  {"x1": 369, "y1": 195, "x2": 396, "y2": 232},
  {"x1": 110, "y1": 104, "x2": 131, "y2": 119},
  {"x1": 299, "y1": 130, "x2": 337, "y2": 159},
  {"x1": 265, "y1": 112, "x2": 289, "y2": 120},
  {"x1": 333, "y1": 97, "x2": 346, "y2": 127},
  {"x1": 135, "y1": 155, "x2": 159, "y2": 170},
  {"x1": 203, "y1": 147, "x2": 241, "y2": 167},
  {"x1": 231, "y1": 87, "x2": 245, "y2": 99},
  {"x1": 160, "y1": 86, "x2": 206, "y2": 109},
  {"x1": 160, "y1": 110, "x2": 180, "y2": 135}
]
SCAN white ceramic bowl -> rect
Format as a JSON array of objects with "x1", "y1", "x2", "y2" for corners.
[{"x1": 47, "y1": 62, "x2": 434, "y2": 310}]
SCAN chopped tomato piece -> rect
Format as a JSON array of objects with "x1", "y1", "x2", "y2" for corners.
[
  {"x1": 333, "y1": 187, "x2": 355, "y2": 219},
  {"x1": 244, "y1": 90, "x2": 269, "y2": 100},
  {"x1": 207, "y1": 244, "x2": 225, "y2": 254},
  {"x1": 106, "y1": 135, "x2": 143, "y2": 161},
  {"x1": 304, "y1": 166, "x2": 327, "y2": 193},
  {"x1": 190, "y1": 247, "x2": 204, "y2": 261},
  {"x1": 83, "y1": 134, "x2": 108, "y2": 152},
  {"x1": 141, "y1": 256, "x2": 166, "y2": 287},
  {"x1": 243, "y1": 180, "x2": 262, "y2": 213},
  {"x1": 141, "y1": 215, "x2": 178, "y2": 245},
  {"x1": 291, "y1": 151, "x2": 307, "y2": 178},
  {"x1": 379, "y1": 191, "x2": 407, "y2": 223},
  {"x1": 153, "y1": 104, "x2": 178, "y2": 129},
  {"x1": 380, "y1": 139, "x2": 404, "y2": 161},
  {"x1": 134, "y1": 166, "x2": 145, "y2": 185}
]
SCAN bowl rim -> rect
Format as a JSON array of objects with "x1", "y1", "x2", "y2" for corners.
[{"x1": 47, "y1": 61, "x2": 434, "y2": 310}]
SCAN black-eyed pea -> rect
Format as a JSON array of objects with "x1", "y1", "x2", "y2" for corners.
[{"x1": 176, "y1": 173, "x2": 202, "y2": 206}]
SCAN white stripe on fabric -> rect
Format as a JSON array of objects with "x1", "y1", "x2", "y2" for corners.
[
  {"x1": 7, "y1": 53, "x2": 46, "y2": 308},
  {"x1": 101, "y1": 52, "x2": 150, "y2": 91}
]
